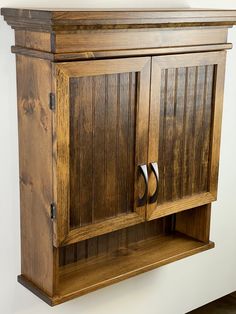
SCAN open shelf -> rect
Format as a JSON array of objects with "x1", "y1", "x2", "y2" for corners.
[
  {"x1": 17, "y1": 205, "x2": 213, "y2": 306},
  {"x1": 53, "y1": 232, "x2": 213, "y2": 305}
]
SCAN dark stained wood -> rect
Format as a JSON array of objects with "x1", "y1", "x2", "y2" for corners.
[
  {"x1": 54, "y1": 57, "x2": 150, "y2": 246},
  {"x1": 201, "y1": 65, "x2": 215, "y2": 192},
  {"x1": 11, "y1": 43, "x2": 233, "y2": 62},
  {"x1": 18, "y1": 234, "x2": 214, "y2": 306},
  {"x1": 106, "y1": 74, "x2": 119, "y2": 219},
  {"x1": 18, "y1": 275, "x2": 54, "y2": 306},
  {"x1": 2, "y1": 8, "x2": 236, "y2": 31},
  {"x1": 183, "y1": 66, "x2": 196, "y2": 196},
  {"x1": 14, "y1": 30, "x2": 51, "y2": 51},
  {"x1": 54, "y1": 28, "x2": 228, "y2": 53},
  {"x1": 148, "y1": 51, "x2": 226, "y2": 221},
  {"x1": 175, "y1": 204, "x2": 211, "y2": 243},
  {"x1": 55, "y1": 233, "x2": 214, "y2": 305},
  {"x1": 16, "y1": 55, "x2": 54, "y2": 296},
  {"x1": 191, "y1": 66, "x2": 206, "y2": 194},
  {"x1": 208, "y1": 56, "x2": 226, "y2": 198},
  {"x1": 2, "y1": 8, "x2": 233, "y2": 307},
  {"x1": 59, "y1": 219, "x2": 167, "y2": 266},
  {"x1": 173, "y1": 67, "x2": 186, "y2": 199}
]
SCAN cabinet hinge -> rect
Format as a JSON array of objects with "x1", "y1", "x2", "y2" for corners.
[
  {"x1": 50, "y1": 203, "x2": 57, "y2": 219},
  {"x1": 49, "y1": 92, "x2": 56, "y2": 110}
]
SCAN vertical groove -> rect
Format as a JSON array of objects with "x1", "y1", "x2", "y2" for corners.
[
  {"x1": 69, "y1": 80, "x2": 74, "y2": 227},
  {"x1": 172, "y1": 68, "x2": 178, "y2": 200},
  {"x1": 91, "y1": 77, "x2": 95, "y2": 224},
  {"x1": 162, "y1": 69, "x2": 168, "y2": 201},
  {"x1": 85, "y1": 240, "x2": 88, "y2": 259},
  {"x1": 127, "y1": 73, "x2": 132, "y2": 214},
  {"x1": 132, "y1": 72, "x2": 136, "y2": 212},
  {"x1": 181, "y1": 67, "x2": 188, "y2": 198},
  {"x1": 158, "y1": 70, "x2": 164, "y2": 204},
  {"x1": 104, "y1": 75, "x2": 108, "y2": 217},
  {"x1": 78, "y1": 79, "x2": 82, "y2": 227},
  {"x1": 206, "y1": 65, "x2": 215, "y2": 191},
  {"x1": 191, "y1": 67, "x2": 198, "y2": 195},
  {"x1": 61, "y1": 219, "x2": 170, "y2": 266},
  {"x1": 133, "y1": 72, "x2": 138, "y2": 210},
  {"x1": 74, "y1": 243, "x2": 77, "y2": 263},
  {"x1": 199, "y1": 65, "x2": 208, "y2": 191},
  {"x1": 116, "y1": 74, "x2": 120, "y2": 217}
]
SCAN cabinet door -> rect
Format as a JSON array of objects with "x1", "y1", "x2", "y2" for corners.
[
  {"x1": 54, "y1": 57, "x2": 150, "y2": 246},
  {"x1": 147, "y1": 51, "x2": 226, "y2": 220}
]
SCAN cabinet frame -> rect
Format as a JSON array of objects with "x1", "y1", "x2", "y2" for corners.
[{"x1": 53, "y1": 57, "x2": 151, "y2": 247}]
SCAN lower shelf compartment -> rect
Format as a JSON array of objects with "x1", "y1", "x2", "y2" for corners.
[{"x1": 18, "y1": 231, "x2": 214, "y2": 306}]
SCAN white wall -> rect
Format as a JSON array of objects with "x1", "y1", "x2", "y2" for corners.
[{"x1": 0, "y1": 1, "x2": 236, "y2": 313}]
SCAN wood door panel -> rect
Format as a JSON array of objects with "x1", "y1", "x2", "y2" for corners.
[
  {"x1": 69, "y1": 73, "x2": 136, "y2": 228},
  {"x1": 148, "y1": 51, "x2": 226, "y2": 220},
  {"x1": 54, "y1": 57, "x2": 150, "y2": 246},
  {"x1": 157, "y1": 65, "x2": 214, "y2": 203}
]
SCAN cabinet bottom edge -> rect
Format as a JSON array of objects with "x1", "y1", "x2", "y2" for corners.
[{"x1": 17, "y1": 239, "x2": 214, "y2": 306}]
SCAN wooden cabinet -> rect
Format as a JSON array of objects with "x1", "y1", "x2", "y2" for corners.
[{"x1": 2, "y1": 7, "x2": 236, "y2": 306}]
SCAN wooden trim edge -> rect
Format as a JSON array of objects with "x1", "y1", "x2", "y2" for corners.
[
  {"x1": 18, "y1": 240, "x2": 214, "y2": 306},
  {"x1": 56, "y1": 240, "x2": 214, "y2": 305},
  {"x1": 62, "y1": 213, "x2": 145, "y2": 246},
  {"x1": 11, "y1": 43, "x2": 233, "y2": 61},
  {"x1": 17, "y1": 275, "x2": 54, "y2": 306},
  {"x1": 147, "y1": 193, "x2": 216, "y2": 221}
]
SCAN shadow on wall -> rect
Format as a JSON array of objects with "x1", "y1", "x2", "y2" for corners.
[{"x1": 0, "y1": 0, "x2": 190, "y2": 9}]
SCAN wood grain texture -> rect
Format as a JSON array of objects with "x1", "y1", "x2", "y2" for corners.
[
  {"x1": 17, "y1": 234, "x2": 214, "y2": 306},
  {"x1": 175, "y1": 204, "x2": 211, "y2": 243},
  {"x1": 148, "y1": 193, "x2": 215, "y2": 220},
  {"x1": 11, "y1": 43, "x2": 233, "y2": 62},
  {"x1": 15, "y1": 30, "x2": 51, "y2": 51},
  {"x1": 3, "y1": 8, "x2": 232, "y2": 306},
  {"x1": 54, "y1": 66, "x2": 70, "y2": 246},
  {"x1": 16, "y1": 55, "x2": 54, "y2": 295},
  {"x1": 59, "y1": 219, "x2": 167, "y2": 266},
  {"x1": 148, "y1": 51, "x2": 226, "y2": 221},
  {"x1": 2, "y1": 8, "x2": 236, "y2": 31},
  {"x1": 54, "y1": 57, "x2": 150, "y2": 246},
  {"x1": 55, "y1": 234, "x2": 214, "y2": 305},
  {"x1": 54, "y1": 28, "x2": 228, "y2": 53},
  {"x1": 208, "y1": 54, "x2": 226, "y2": 197},
  {"x1": 69, "y1": 73, "x2": 136, "y2": 227}
]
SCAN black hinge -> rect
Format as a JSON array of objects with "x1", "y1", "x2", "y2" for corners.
[
  {"x1": 50, "y1": 203, "x2": 57, "y2": 219},
  {"x1": 49, "y1": 92, "x2": 56, "y2": 110}
]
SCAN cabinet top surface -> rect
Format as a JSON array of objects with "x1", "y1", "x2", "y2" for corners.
[{"x1": 2, "y1": 7, "x2": 236, "y2": 30}]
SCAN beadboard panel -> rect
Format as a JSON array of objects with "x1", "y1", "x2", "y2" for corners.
[
  {"x1": 69, "y1": 73, "x2": 136, "y2": 227},
  {"x1": 157, "y1": 65, "x2": 214, "y2": 204},
  {"x1": 59, "y1": 218, "x2": 169, "y2": 267}
]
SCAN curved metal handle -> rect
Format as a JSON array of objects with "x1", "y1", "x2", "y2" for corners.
[
  {"x1": 137, "y1": 164, "x2": 148, "y2": 207},
  {"x1": 149, "y1": 162, "x2": 159, "y2": 204}
]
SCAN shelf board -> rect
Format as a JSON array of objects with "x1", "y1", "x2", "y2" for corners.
[
  {"x1": 57, "y1": 232, "x2": 214, "y2": 305},
  {"x1": 18, "y1": 232, "x2": 214, "y2": 306}
]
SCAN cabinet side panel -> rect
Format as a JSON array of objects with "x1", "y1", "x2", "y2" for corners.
[
  {"x1": 175, "y1": 204, "x2": 211, "y2": 243},
  {"x1": 16, "y1": 55, "x2": 54, "y2": 295}
]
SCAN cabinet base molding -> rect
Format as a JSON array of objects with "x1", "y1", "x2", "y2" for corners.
[
  {"x1": 17, "y1": 275, "x2": 54, "y2": 306},
  {"x1": 18, "y1": 233, "x2": 214, "y2": 306}
]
